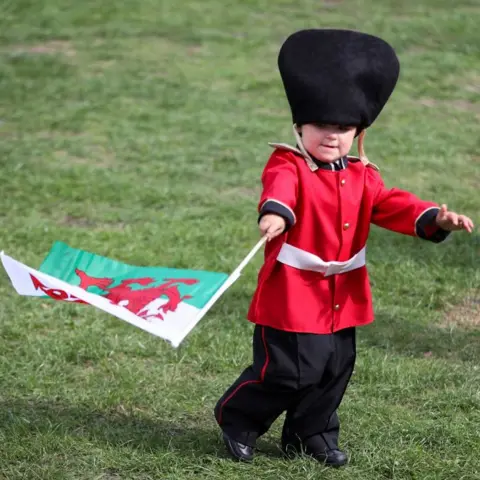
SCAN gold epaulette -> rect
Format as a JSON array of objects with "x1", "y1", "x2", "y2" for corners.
[
  {"x1": 268, "y1": 135, "x2": 318, "y2": 172},
  {"x1": 267, "y1": 142, "x2": 303, "y2": 156},
  {"x1": 349, "y1": 155, "x2": 380, "y2": 171}
]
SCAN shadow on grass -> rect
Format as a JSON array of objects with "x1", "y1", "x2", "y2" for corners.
[
  {"x1": 359, "y1": 311, "x2": 479, "y2": 363},
  {"x1": 0, "y1": 398, "x2": 286, "y2": 460},
  {"x1": 0, "y1": 398, "x2": 221, "y2": 456}
]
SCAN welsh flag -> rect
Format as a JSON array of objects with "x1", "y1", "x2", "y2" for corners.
[{"x1": 0, "y1": 239, "x2": 265, "y2": 347}]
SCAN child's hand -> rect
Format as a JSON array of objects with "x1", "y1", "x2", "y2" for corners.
[
  {"x1": 435, "y1": 204, "x2": 474, "y2": 233},
  {"x1": 259, "y1": 214, "x2": 286, "y2": 241}
]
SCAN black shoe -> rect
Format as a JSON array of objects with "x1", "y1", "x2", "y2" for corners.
[
  {"x1": 282, "y1": 436, "x2": 348, "y2": 467},
  {"x1": 312, "y1": 448, "x2": 348, "y2": 467},
  {"x1": 222, "y1": 433, "x2": 254, "y2": 462}
]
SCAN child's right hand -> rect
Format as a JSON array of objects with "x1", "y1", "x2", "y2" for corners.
[{"x1": 259, "y1": 214, "x2": 286, "y2": 241}]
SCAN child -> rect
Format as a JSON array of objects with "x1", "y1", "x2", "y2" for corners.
[{"x1": 214, "y1": 29, "x2": 474, "y2": 467}]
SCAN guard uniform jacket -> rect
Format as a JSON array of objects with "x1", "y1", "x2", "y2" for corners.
[{"x1": 247, "y1": 146, "x2": 448, "y2": 334}]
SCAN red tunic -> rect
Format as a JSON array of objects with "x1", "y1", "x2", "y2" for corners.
[{"x1": 247, "y1": 147, "x2": 443, "y2": 334}]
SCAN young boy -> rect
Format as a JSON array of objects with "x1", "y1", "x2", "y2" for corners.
[{"x1": 214, "y1": 29, "x2": 474, "y2": 467}]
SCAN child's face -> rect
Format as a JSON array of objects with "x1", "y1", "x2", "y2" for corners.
[{"x1": 300, "y1": 123, "x2": 357, "y2": 162}]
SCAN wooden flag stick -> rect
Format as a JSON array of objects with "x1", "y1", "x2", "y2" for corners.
[
  {"x1": 173, "y1": 236, "x2": 268, "y2": 347},
  {"x1": 230, "y1": 235, "x2": 268, "y2": 278}
]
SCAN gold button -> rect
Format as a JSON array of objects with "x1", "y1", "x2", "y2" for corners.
[
  {"x1": 340, "y1": 179, "x2": 346, "y2": 186},
  {"x1": 343, "y1": 222, "x2": 350, "y2": 230},
  {"x1": 334, "y1": 304, "x2": 340, "y2": 311}
]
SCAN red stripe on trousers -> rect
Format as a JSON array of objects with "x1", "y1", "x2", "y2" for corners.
[{"x1": 217, "y1": 326, "x2": 270, "y2": 425}]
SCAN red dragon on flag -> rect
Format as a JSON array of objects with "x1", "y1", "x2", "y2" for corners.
[{"x1": 30, "y1": 270, "x2": 199, "y2": 321}]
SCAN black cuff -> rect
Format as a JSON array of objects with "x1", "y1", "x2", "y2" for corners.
[
  {"x1": 258, "y1": 200, "x2": 295, "y2": 232},
  {"x1": 416, "y1": 208, "x2": 451, "y2": 243}
]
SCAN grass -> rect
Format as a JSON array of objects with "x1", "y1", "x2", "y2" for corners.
[{"x1": 0, "y1": 0, "x2": 479, "y2": 478}]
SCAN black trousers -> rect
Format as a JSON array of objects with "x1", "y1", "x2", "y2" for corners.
[{"x1": 214, "y1": 325, "x2": 356, "y2": 448}]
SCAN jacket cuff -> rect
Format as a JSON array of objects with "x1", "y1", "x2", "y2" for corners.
[
  {"x1": 258, "y1": 199, "x2": 296, "y2": 232},
  {"x1": 415, "y1": 207, "x2": 451, "y2": 243}
]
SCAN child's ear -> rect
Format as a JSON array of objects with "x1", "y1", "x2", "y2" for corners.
[{"x1": 355, "y1": 128, "x2": 364, "y2": 138}]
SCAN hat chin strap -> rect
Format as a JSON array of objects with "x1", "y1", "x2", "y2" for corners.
[
  {"x1": 293, "y1": 124, "x2": 379, "y2": 171},
  {"x1": 357, "y1": 130, "x2": 380, "y2": 171},
  {"x1": 292, "y1": 124, "x2": 319, "y2": 171},
  {"x1": 357, "y1": 130, "x2": 369, "y2": 166}
]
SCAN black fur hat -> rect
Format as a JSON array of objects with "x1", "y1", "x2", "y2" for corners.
[{"x1": 278, "y1": 29, "x2": 400, "y2": 129}]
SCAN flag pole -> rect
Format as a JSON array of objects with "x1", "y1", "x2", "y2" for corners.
[
  {"x1": 229, "y1": 235, "x2": 268, "y2": 277},
  {"x1": 171, "y1": 236, "x2": 268, "y2": 347}
]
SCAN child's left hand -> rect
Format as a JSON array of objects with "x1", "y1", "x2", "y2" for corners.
[{"x1": 435, "y1": 204, "x2": 474, "y2": 232}]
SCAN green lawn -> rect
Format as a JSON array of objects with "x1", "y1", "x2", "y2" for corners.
[{"x1": 0, "y1": 1, "x2": 479, "y2": 478}]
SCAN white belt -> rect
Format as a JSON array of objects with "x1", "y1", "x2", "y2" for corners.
[{"x1": 277, "y1": 244, "x2": 366, "y2": 277}]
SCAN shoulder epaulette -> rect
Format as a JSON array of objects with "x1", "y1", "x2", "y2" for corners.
[
  {"x1": 267, "y1": 142, "x2": 303, "y2": 156},
  {"x1": 348, "y1": 155, "x2": 380, "y2": 172},
  {"x1": 267, "y1": 142, "x2": 319, "y2": 171}
]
